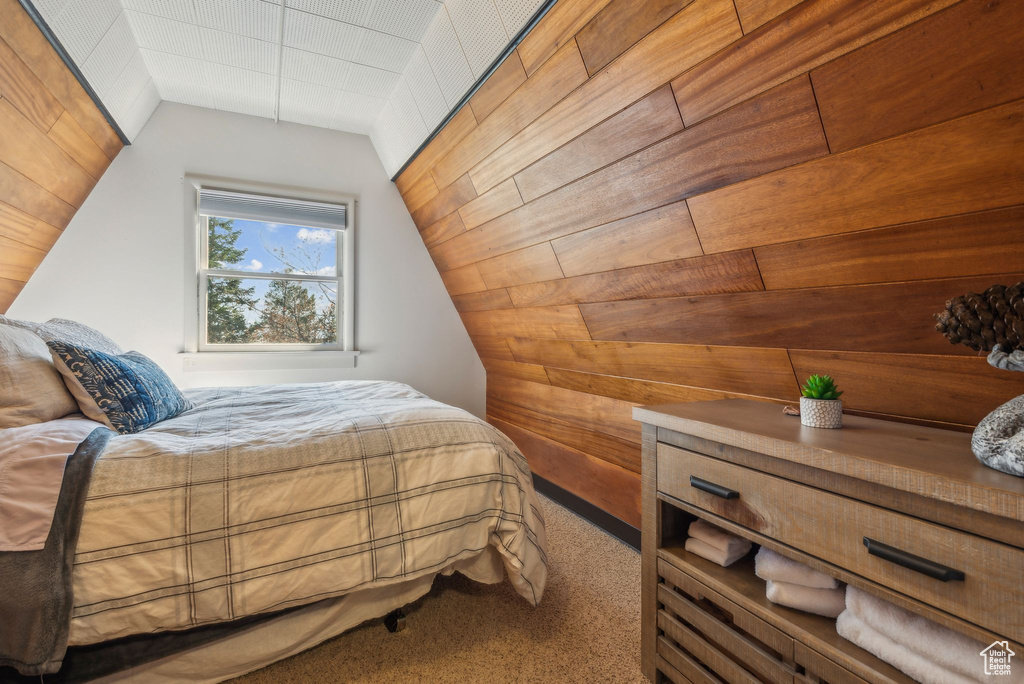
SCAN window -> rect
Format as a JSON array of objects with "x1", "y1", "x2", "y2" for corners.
[{"x1": 195, "y1": 187, "x2": 354, "y2": 352}]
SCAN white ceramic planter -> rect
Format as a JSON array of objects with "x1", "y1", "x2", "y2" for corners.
[{"x1": 800, "y1": 397, "x2": 843, "y2": 429}]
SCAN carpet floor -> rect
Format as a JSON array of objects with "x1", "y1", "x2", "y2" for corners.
[{"x1": 234, "y1": 495, "x2": 643, "y2": 683}]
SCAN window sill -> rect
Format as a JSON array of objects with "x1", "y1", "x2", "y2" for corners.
[{"x1": 179, "y1": 350, "x2": 360, "y2": 373}]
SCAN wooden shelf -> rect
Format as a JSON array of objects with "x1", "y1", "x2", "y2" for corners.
[{"x1": 659, "y1": 542, "x2": 916, "y2": 684}]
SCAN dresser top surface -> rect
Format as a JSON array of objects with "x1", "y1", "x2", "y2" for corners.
[{"x1": 634, "y1": 399, "x2": 1024, "y2": 521}]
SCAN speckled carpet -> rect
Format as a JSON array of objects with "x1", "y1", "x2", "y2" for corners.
[{"x1": 234, "y1": 495, "x2": 643, "y2": 683}]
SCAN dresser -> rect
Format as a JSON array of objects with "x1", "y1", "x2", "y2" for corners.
[{"x1": 636, "y1": 399, "x2": 1024, "y2": 684}]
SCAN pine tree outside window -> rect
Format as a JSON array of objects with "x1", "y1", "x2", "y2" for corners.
[{"x1": 195, "y1": 187, "x2": 354, "y2": 353}]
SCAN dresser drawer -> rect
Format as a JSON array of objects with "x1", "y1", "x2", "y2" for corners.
[{"x1": 657, "y1": 443, "x2": 1024, "y2": 643}]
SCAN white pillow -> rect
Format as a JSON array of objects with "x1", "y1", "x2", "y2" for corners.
[
  {"x1": 0, "y1": 325, "x2": 79, "y2": 428},
  {"x1": 35, "y1": 318, "x2": 124, "y2": 356}
]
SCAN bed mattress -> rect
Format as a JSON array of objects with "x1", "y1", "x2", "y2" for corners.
[{"x1": 68, "y1": 380, "x2": 547, "y2": 646}]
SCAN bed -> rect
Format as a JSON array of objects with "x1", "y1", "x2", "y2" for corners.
[{"x1": 1, "y1": 378, "x2": 548, "y2": 681}]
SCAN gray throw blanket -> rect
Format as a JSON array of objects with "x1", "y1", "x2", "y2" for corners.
[{"x1": 0, "y1": 428, "x2": 111, "y2": 676}]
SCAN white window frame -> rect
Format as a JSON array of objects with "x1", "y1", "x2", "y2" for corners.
[{"x1": 183, "y1": 175, "x2": 356, "y2": 358}]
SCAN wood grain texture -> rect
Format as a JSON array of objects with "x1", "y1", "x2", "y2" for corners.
[
  {"x1": 476, "y1": 241, "x2": 564, "y2": 289},
  {"x1": 546, "y1": 367, "x2": 789, "y2": 407},
  {"x1": 0, "y1": 200, "x2": 61, "y2": 252},
  {"x1": 457, "y1": 177, "x2": 522, "y2": 230},
  {"x1": 439, "y1": 263, "x2": 487, "y2": 295},
  {"x1": 575, "y1": 0, "x2": 695, "y2": 76},
  {"x1": 657, "y1": 444, "x2": 1024, "y2": 642},
  {"x1": 488, "y1": 375, "x2": 642, "y2": 469},
  {"x1": 0, "y1": 36, "x2": 62, "y2": 131},
  {"x1": 733, "y1": 0, "x2": 803, "y2": 33},
  {"x1": 690, "y1": 99, "x2": 1024, "y2": 253},
  {"x1": 789, "y1": 350, "x2": 1024, "y2": 426},
  {"x1": 513, "y1": 85, "x2": 683, "y2": 203},
  {"x1": 419, "y1": 211, "x2": 465, "y2": 249},
  {"x1": 431, "y1": 40, "x2": 589, "y2": 191},
  {"x1": 508, "y1": 337, "x2": 799, "y2": 398},
  {"x1": 0, "y1": 233, "x2": 46, "y2": 282},
  {"x1": 507, "y1": 250, "x2": 763, "y2": 308},
  {"x1": 0, "y1": 277, "x2": 23, "y2": 311},
  {"x1": 671, "y1": 0, "x2": 959, "y2": 125},
  {"x1": 0, "y1": 98, "x2": 95, "y2": 206},
  {"x1": 480, "y1": 357, "x2": 550, "y2": 384},
  {"x1": 0, "y1": 0, "x2": 120, "y2": 158},
  {"x1": 550, "y1": 200, "x2": 701, "y2": 277},
  {"x1": 581, "y1": 274, "x2": 1024, "y2": 354},
  {"x1": 0, "y1": 161, "x2": 76, "y2": 229},
  {"x1": 451, "y1": 288, "x2": 514, "y2": 313},
  {"x1": 469, "y1": 51, "x2": 527, "y2": 122},
  {"x1": 468, "y1": 0, "x2": 743, "y2": 194},
  {"x1": 811, "y1": 0, "x2": 1024, "y2": 152},
  {"x1": 397, "y1": 105, "x2": 476, "y2": 198},
  {"x1": 515, "y1": 0, "x2": 613, "y2": 76},
  {"x1": 47, "y1": 110, "x2": 111, "y2": 180},
  {"x1": 470, "y1": 334, "x2": 515, "y2": 361},
  {"x1": 754, "y1": 206, "x2": 1024, "y2": 290},
  {"x1": 398, "y1": 170, "x2": 438, "y2": 215},
  {"x1": 462, "y1": 304, "x2": 590, "y2": 339},
  {"x1": 490, "y1": 416, "x2": 640, "y2": 526},
  {"x1": 435, "y1": 74, "x2": 827, "y2": 271},
  {"x1": 410, "y1": 173, "x2": 476, "y2": 231}
]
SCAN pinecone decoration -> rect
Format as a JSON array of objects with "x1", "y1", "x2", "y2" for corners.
[{"x1": 934, "y1": 282, "x2": 1024, "y2": 352}]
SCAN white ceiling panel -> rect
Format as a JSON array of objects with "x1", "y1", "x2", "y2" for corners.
[
  {"x1": 46, "y1": 0, "x2": 122, "y2": 63},
  {"x1": 103, "y1": 51, "x2": 152, "y2": 115},
  {"x1": 200, "y1": 28, "x2": 277, "y2": 72},
  {"x1": 356, "y1": 28, "x2": 417, "y2": 72},
  {"x1": 286, "y1": 0, "x2": 371, "y2": 25},
  {"x1": 364, "y1": 0, "x2": 440, "y2": 41},
  {"x1": 403, "y1": 45, "x2": 446, "y2": 131},
  {"x1": 119, "y1": 78, "x2": 160, "y2": 139},
  {"x1": 32, "y1": 0, "x2": 549, "y2": 175},
  {"x1": 128, "y1": 10, "x2": 205, "y2": 59},
  {"x1": 81, "y1": 11, "x2": 137, "y2": 98},
  {"x1": 444, "y1": 0, "x2": 507, "y2": 77},
  {"x1": 419, "y1": 8, "x2": 473, "y2": 108},
  {"x1": 122, "y1": 0, "x2": 198, "y2": 23},
  {"x1": 193, "y1": 0, "x2": 280, "y2": 42},
  {"x1": 284, "y1": 9, "x2": 363, "y2": 62},
  {"x1": 494, "y1": 0, "x2": 544, "y2": 36}
]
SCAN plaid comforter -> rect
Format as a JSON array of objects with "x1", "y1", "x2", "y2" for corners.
[{"x1": 68, "y1": 381, "x2": 547, "y2": 645}]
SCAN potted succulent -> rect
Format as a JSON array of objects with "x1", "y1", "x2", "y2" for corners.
[{"x1": 800, "y1": 375, "x2": 843, "y2": 429}]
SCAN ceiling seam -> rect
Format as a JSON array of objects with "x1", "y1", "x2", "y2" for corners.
[{"x1": 273, "y1": 0, "x2": 286, "y2": 122}]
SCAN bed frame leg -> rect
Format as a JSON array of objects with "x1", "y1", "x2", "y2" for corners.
[{"x1": 384, "y1": 608, "x2": 406, "y2": 633}]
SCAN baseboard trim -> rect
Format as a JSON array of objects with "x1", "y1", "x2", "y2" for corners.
[{"x1": 532, "y1": 475, "x2": 640, "y2": 551}]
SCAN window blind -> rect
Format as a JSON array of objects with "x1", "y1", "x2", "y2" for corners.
[{"x1": 198, "y1": 189, "x2": 347, "y2": 231}]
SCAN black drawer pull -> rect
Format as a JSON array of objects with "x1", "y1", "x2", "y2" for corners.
[
  {"x1": 689, "y1": 476, "x2": 739, "y2": 500},
  {"x1": 863, "y1": 538, "x2": 965, "y2": 582}
]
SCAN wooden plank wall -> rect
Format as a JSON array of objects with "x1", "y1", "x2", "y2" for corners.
[
  {"x1": 0, "y1": 0, "x2": 122, "y2": 312},
  {"x1": 393, "y1": 0, "x2": 1024, "y2": 526}
]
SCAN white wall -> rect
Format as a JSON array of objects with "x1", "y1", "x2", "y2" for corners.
[{"x1": 10, "y1": 102, "x2": 485, "y2": 417}]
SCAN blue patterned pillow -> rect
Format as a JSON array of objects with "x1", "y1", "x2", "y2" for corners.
[{"x1": 47, "y1": 342, "x2": 192, "y2": 434}]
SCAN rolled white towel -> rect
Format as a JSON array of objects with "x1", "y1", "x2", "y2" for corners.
[
  {"x1": 765, "y1": 580, "x2": 845, "y2": 618},
  {"x1": 755, "y1": 547, "x2": 837, "y2": 589},
  {"x1": 837, "y1": 610, "x2": 978, "y2": 684},
  {"x1": 684, "y1": 536, "x2": 750, "y2": 567},
  {"x1": 688, "y1": 519, "x2": 751, "y2": 557},
  {"x1": 845, "y1": 587, "x2": 988, "y2": 682}
]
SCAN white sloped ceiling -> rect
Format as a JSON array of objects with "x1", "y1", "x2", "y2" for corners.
[{"x1": 30, "y1": 0, "x2": 545, "y2": 176}]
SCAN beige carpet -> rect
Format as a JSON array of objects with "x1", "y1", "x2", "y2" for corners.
[{"x1": 235, "y1": 496, "x2": 644, "y2": 683}]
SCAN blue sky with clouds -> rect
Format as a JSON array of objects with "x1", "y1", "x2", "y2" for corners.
[{"x1": 208, "y1": 217, "x2": 339, "y2": 326}]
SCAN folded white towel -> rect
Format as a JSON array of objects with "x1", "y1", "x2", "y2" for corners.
[
  {"x1": 837, "y1": 610, "x2": 978, "y2": 684},
  {"x1": 765, "y1": 580, "x2": 845, "y2": 618},
  {"x1": 688, "y1": 519, "x2": 751, "y2": 557},
  {"x1": 845, "y1": 587, "x2": 988, "y2": 682},
  {"x1": 684, "y1": 536, "x2": 750, "y2": 567},
  {"x1": 755, "y1": 547, "x2": 838, "y2": 589}
]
